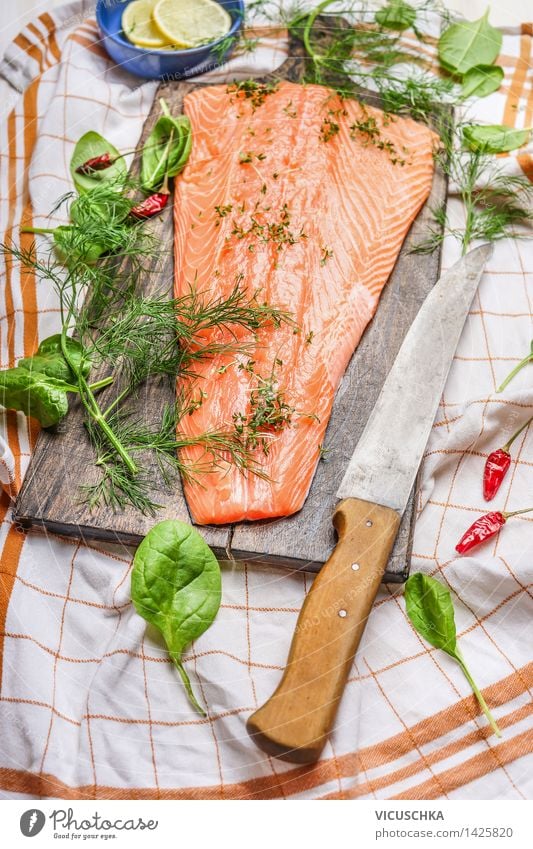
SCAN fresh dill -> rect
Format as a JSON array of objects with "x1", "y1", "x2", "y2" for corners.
[
  {"x1": 277, "y1": 0, "x2": 456, "y2": 123},
  {"x1": 239, "y1": 150, "x2": 267, "y2": 163},
  {"x1": 232, "y1": 357, "x2": 318, "y2": 455},
  {"x1": 2, "y1": 176, "x2": 294, "y2": 512},
  {"x1": 413, "y1": 122, "x2": 533, "y2": 255},
  {"x1": 214, "y1": 203, "x2": 233, "y2": 221},
  {"x1": 82, "y1": 401, "x2": 268, "y2": 514},
  {"x1": 283, "y1": 100, "x2": 298, "y2": 118}
]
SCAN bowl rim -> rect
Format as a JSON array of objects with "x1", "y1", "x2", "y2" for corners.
[{"x1": 96, "y1": 0, "x2": 244, "y2": 58}]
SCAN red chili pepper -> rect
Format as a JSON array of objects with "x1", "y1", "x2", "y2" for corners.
[
  {"x1": 456, "y1": 507, "x2": 533, "y2": 554},
  {"x1": 130, "y1": 192, "x2": 169, "y2": 220},
  {"x1": 482, "y1": 414, "x2": 533, "y2": 501},
  {"x1": 456, "y1": 511, "x2": 506, "y2": 554},
  {"x1": 75, "y1": 153, "x2": 114, "y2": 175},
  {"x1": 483, "y1": 448, "x2": 511, "y2": 500}
]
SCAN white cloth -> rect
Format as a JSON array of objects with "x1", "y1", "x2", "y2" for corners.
[{"x1": 0, "y1": 3, "x2": 531, "y2": 800}]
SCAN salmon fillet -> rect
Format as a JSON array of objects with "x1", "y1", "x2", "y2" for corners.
[{"x1": 174, "y1": 80, "x2": 435, "y2": 524}]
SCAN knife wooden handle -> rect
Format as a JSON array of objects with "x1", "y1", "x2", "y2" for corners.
[{"x1": 246, "y1": 497, "x2": 400, "y2": 764}]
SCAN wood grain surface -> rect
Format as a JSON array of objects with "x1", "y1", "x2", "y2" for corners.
[{"x1": 13, "y1": 21, "x2": 446, "y2": 580}]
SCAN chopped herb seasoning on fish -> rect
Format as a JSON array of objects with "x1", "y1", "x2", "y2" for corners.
[{"x1": 226, "y1": 79, "x2": 279, "y2": 112}]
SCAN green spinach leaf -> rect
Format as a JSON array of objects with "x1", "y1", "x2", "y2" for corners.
[
  {"x1": 0, "y1": 335, "x2": 89, "y2": 427},
  {"x1": 141, "y1": 100, "x2": 192, "y2": 192},
  {"x1": 70, "y1": 131, "x2": 127, "y2": 193},
  {"x1": 462, "y1": 123, "x2": 531, "y2": 153},
  {"x1": 21, "y1": 334, "x2": 90, "y2": 382},
  {"x1": 438, "y1": 11, "x2": 502, "y2": 75},
  {"x1": 131, "y1": 519, "x2": 222, "y2": 714},
  {"x1": 375, "y1": 0, "x2": 416, "y2": 31},
  {"x1": 405, "y1": 573, "x2": 501, "y2": 737},
  {"x1": 461, "y1": 64, "x2": 504, "y2": 99},
  {"x1": 405, "y1": 572, "x2": 457, "y2": 655},
  {"x1": 0, "y1": 371, "x2": 74, "y2": 427}
]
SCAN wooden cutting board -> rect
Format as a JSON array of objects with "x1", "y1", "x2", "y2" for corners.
[{"x1": 13, "y1": 24, "x2": 446, "y2": 581}]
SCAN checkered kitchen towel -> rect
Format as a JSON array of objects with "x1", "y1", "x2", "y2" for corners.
[{"x1": 0, "y1": 2, "x2": 532, "y2": 800}]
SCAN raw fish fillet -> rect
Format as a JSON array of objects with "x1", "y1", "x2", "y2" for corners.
[{"x1": 173, "y1": 81, "x2": 435, "y2": 524}]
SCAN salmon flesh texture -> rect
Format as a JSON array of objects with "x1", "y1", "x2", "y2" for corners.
[{"x1": 173, "y1": 81, "x2": 435, "y2": 524}]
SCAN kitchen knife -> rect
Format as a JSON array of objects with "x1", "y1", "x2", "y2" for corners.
[{"x1": 246, "y1": 243, "x2": 493, "y2": 764}]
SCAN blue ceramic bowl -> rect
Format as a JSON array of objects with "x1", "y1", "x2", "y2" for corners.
[{"x1": 96, "y1": 0, "x2": 244, "y2": 80}]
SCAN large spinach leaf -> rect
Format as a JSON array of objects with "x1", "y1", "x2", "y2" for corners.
[
  {"x1": 438, "y1": 11, "x2": 502, "y2": 75},
  {"x1": 70, "y1": 131, "x2": 127, "y2": 193},
  {"x1": 462, "y1": 123, "x2": 531, "y2": 153},
  {"x1": 405, "y1": 573, "x2": 501, "y2": 736},
  {"x1": 141, "y1": 100, "x2": 192, "y2": 192},
  {"x1": 131, "y1": 519, "x2": 222, "y2": 714},
  {"x1": 0, "y1": 335, "x2": 89, "y2": 427}
]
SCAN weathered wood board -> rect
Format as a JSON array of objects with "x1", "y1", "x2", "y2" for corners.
[{"x1": 13, "y1": 25, "x2": 446, "y2": 581}]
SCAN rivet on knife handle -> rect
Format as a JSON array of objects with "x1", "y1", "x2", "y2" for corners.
[{"x1": 246, "y1": 497, "x2": 400, "y2": 764}]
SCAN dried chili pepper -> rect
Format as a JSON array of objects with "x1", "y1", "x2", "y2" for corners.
[
  {"x1": 75, "y1": 153, "x2": 114, "y2": 175},
  {"x1": 483, "y1": 414, "x2": 533, "y2": 501},
  {"x1": 130, "y1": 192, "x2": 169, "y2": 220},
  {"x1": 456, "y1": 507, "x2": 533, "y2": 554}
]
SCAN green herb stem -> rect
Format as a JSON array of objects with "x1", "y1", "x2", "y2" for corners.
[
  {"x1": 88, "y1": 376, "x2": 114, "y2": 393},
  {"x1": 101, "y1": 385, "x2": 132, "y2": 420},
  {"x1": 60, "y1": 324, "x2": 139, "y2": 476},
  {"x1": 90, "y1": 406, "x2": 139, "y2": 475},
  {"x1": 302, "y1": 0, "x2": 336, "y2": 65},
  {"x1": 503, "y1": 507, "x2": 533, "y2": 519},
  {"x1": 497, "y1": 353, "x2": 533, "y2": 393},
  {"x1": 170, "y1": 653, "x2": 206, "y2": 716},
  {"x1": 20, "y1": 227, "x2": 56, "y2": 235},
  {"x1": 502, "y1": 414, "x2": 533, "y2": 452},
  {"x1": 456, "y1": 650, "x2": 502, "y2": 737}
]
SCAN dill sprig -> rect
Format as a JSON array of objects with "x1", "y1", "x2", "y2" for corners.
[
  {"x1": 3, "y1": 175, "x2": 294, "y2": 511},
  {"x1": 83, "y1": 402, "x2": 268, "y2": 513},
  {"x1": 274, "y1": 0, "x2": 457, "y2": 122},
  {"x1": 413, "y1": 122, "x2": 533, "y2": 255},
  {"x1": 88, "y1": 284, "x2": 291, "y2": 393},
  {"x1": 21, "y1": 180, "x2": 164, "y2": 331},
  {"x1": 1, "y1": 202, "x2": 293, "y2": 513}
]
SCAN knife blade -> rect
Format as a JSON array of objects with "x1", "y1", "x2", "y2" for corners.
[{"x1": 246, "y1": 244, "x2": 493, "y2": 764}]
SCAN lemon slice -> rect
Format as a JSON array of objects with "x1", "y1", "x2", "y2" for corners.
[
  {"x1": 122, "y1": 0, "x2": 171, "y2": 49},
  {"x1": 153, "y1": 0, "x2": 232, "y2": 49}
]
